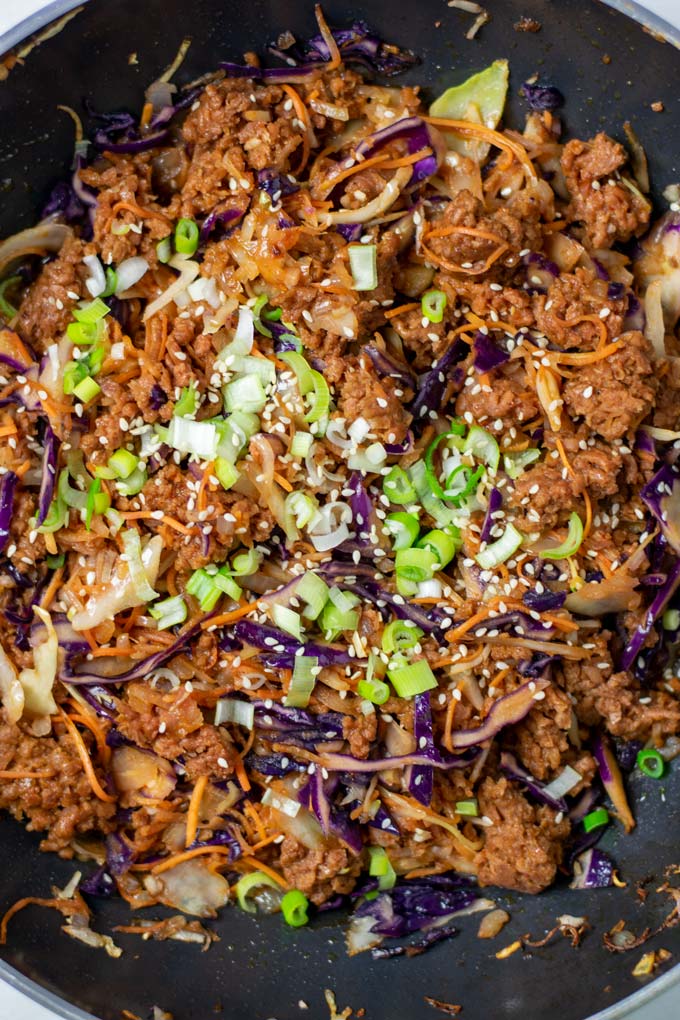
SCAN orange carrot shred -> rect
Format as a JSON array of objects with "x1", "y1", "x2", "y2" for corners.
[
  {"x1": 57, "y1": 709, "x2": 117, "y2": 803},
  {"x1": 185, "y1": 775, "x2": 208, "y2": 848}
]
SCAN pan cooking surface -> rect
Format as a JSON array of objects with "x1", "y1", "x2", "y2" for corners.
[{"x1": 0, "y1": 2, "x2": 679, "y2": 1017}]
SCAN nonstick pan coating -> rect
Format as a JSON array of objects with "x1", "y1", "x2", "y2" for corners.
[{"x1": 0, "y1": 2, "x2": 679, "y2": 1017}]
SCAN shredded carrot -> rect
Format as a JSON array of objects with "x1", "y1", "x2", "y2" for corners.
[
  {"x1": 118, "y1": 510, "x2": 193, "y2": 535},
  {"x1": 139, "y1": 101, "x2": 154, "y2": 130},
  {"x1": 248, "y1": 832, "x2": 284, "y2": 853},
  {"x1": 423, "y1": 116, "x2": 537, "y2": 180},
  {"x1": 551, "y1": 342, "x2": 620, "y2": 367},
  {"x1": 539, "y1": 612, "x2": 580, "y2": 633},
  {"x1": 0, "y1": 770, "x2": 55, "y2": 779},
  {"x1": 421, "y1": 225, "x2": 510, "y2": 276},
  {"x1": 554, "y1": 437, "x2": 575, "y2": 478},
  {"x1": 0, "y1": 896, "x2": 84, "y2": 945},
  {"x1": 282, "y1": 85, "x2": 312, "y2": 175},
  {"x1": 234, "y1": 755, "x2": 252, "y2": 793},
  {"x1": 243, "y1": 800, "x2": 265, "y2": 842},
  {"x1": 81, "y1": 628, "x2": 100, "y2": 653},
  {"x1": 201, "y1": 601, "x2": 259, "y2": 629},
  {"x1": 197, "y1": 461, "x2": 215, "y2": 513},
  {"x1": 320, "y1": 151, "x2": 392, "y2": 194},
  {"x1": 57, "y1": 709, "x2": 117, "y2": 803},
  {"x1": 40, "y1": 567, "x2": 64, "y2": 610},
  {"x1": 445, "y1": 608, "x2": 493, "y2": 642},
  {"x1": 273, "y1": 471, "x2": 293, "y2": 492},
  {"x1": 383, "y1": 302, "x2": 420, "y2": 320},
  {"x1": 67, "y1": 711, "x2": 111, "y2": 767},
  {"x1": 583, "y1": 488, "x2": 593, "y2": 540},
  {"x1": 314, "y1": 3, "x2": 341, "y2": 68},
  {"x1": 380, "y1": 146, "x2": 433, "y2": 170},
  {"x1": 238, "y1": 726, "x2": 256, "y2": 760},
  {"x1": 184, "y1": 774, "x2": 208, "y2": 848},
  {"x1": 165, "y1": 565, "x2": 178, "y2": 597},
  {"x1": 109, "y1": 200, "x2": 173, "y2": 228},
  {"x1": 0, "y1": 423, "x2": 17, "y2": 438},
  {"x1": 85, "y1": 643, "x2": 159, "y2": 658},
  {"x1": 12, "y1": 459, "x2": 33, "y2": 479},
  {"x1": 239, "y1": 856, "x2": 288, "y2": 889},
  {"x1": 553, "y1": 313, "x2": 608, "y2": 350},
  {"x1": 150, "y1": 845, "x2": 234, "y2": 875},
  {"x1": 443, "y1": 696, "x2": 456, "y2": 754}
]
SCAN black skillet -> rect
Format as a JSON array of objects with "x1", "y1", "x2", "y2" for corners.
[{"x1": 1, "y1": 1, "x2": 680, "y2": 1017}]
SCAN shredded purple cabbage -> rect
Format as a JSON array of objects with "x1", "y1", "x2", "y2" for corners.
[
  {"x1": 473, "y1": 332, "x2": 510, "y2": 374},
  {"x1": 520, "y1": 81, "x2": 565, "y2": 111},
  {"x1": 0, "y1": 471, "x2": 17, "y2": 552}
]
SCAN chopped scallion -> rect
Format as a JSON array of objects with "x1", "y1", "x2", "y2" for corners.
[
  {"x1": 174, "y1": 217, "x2": 199, "y2": 256},
  {"x1": 539, "y1": 512, "x2": 584, "y2": 561},
  {"x1": 284, "y1": 655, "x2": 319, "y2": 708},
  {"x1": 348, "y1": 243, "x2": 378, "y2": 291},
  {"x1": 582, "y1": 807, "x2": 609, "y2": 833},
  {"x1": 421, "y1": 289, "x2": 447, "y2": 323},
  {"x1": 387, "y1": 658, "x2": 438, "y2": 698},
  {"x1": 280, "y1": 889, "x2": 309, "y2": 927},
  {"x1": 636, "y1": 748, "x2": 665, "y2": 779},
  {"x1": 149, "y1": 594, "x2": 188, "y2": 630},
  {"x1": 383, "y1": 466, "x2": 417, "y2": 505}
]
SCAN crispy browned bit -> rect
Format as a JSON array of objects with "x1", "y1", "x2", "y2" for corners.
[
  {"x1": 496, "y1": 939, "x2": 523, "y2": 959},
  {"x1": 522, "y1": 915, "x2": 590, "y2": 949},
  {"x1": 632, "y1": 948, "x2": 672, "y2": 978},
  {"x1": 478, "y1": 908, "x2": 511, "y2": 939},
  {"x1": 514, "y1": 16, "x2": 541, "y2": 32},
  {"x1": 602, "y1": 53, "x2": 612, "y2": 64},
  {"x1": 324, "y1": 989, "x2": 353, "y2": 1020},
  {"x1": 424, "y1": 998, "x2": 463, "y2": 1016},
  {"x1": 604, "y1": 884, "x2": 680, "y2": 952},
  {"x1": 651, "y1": 101, "x2": 665, "y2": 112}
]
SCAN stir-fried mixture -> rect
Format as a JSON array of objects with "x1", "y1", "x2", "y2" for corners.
[{"x1": 1, "y1": 9, "x2": 680, "y2": 957}]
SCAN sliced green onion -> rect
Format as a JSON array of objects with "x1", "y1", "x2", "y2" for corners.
[
  {"x1": 84, "y1": 478, "x2": 110, "y2": 530},
  {"x1": 58, "y1": 468, "x2": 87, "y2": 510},
  {"x1": 416, "y1": 528, "x2": 459, "y2": 568},
  {"x1": 381, "y1": 619, "x2": 423, "y2": 655},
  {"x1": 290, "y1": 432, "x2": 313, "y2": 458},
  {"x1": 348, "y1": 243, "x2": 377, "y2": 291},
  {"x1": 108, "y1": 448, "x2": 138, "y2": 480},
  {"x1": 156, "y1": 237, "x2": 172, "y2": 264},
  {"x1": 582, "y1": 807, "x2": 609, "y2": 833},
  {"x1": 186, "y1": 567, "x2": 223, "y2": 611},
  {"x1": 297, "y1": 572, "x2": 329, "y2": 620},
  {"x1": 408, "y1": 459, "x2": 457, "y2": 528},
  {"x1": 62, "y1": 360, "x2": 89, "y2": 396},
  {"x1": 235, "y1": 871, "x2": 279, "y2": 914},
  {"x1": 395, "y1": 574, "x2": 419, "y2": 598},
  {"x1": 463, "y1": 425, "x2": 500, "y2": 474},
  {"x1": 212, "y1": 571, "x2": 242, "y2": 601},
  {"x1": 304, "y1": 370, "x2": 330, "y2": 424},
  {"x1": 383, "y1": 466, "x2": 417, "y2": 505},
  {"x1": 455, "y1": 798, "x2": 479, "y2": 817},
  {"x1": 149, "y1": 594, "x2": 188, "y2": 630},
  {"x1": 215, "y1": 697, "x2": 255, "y2": 729},
  {"x1": 539, "y1": 513, "x2": 584, "y2": 561},
  {"x1": 167, "y1": 417, "x2": 219, "y2": 459},
  {"x1": 46, "y1": 553, "x2": 65, "y2": 569},
  {"x1": 262, "y1": 306, "x2": 283, "y2": 322},
  {"x1": 66, "y1": 320, "x2": 105, "y2": 346},
  {"x1": 321, "y1": 593, "x2": 359, "y2": 639},
  {"x1": 280, "y1": 889, "x2": 309, "y2": 927},
  {"x1": 231, "y1": 548, "x2": 262, "y2": 576},
  {"x1": 102, "y1": 268, "x2": 118, "y2": 298},
  {"x1": 395, "y1": 547, "x2": 438, "y2": 583},
  {"x1": 115, "y1": 465, "x2": 147, "y2": 497},
  {"x1": 663, "y1": 608, "x2": 680, "y2": 631},
  {"x1": 476, "y1": 522, "x2": 523, "y2": 569},
  {"x1": 72, "y1": 298, "x2": 110, "y2": 323},
  {"x1": 384, "y1": 511, "x2": 420, "y2": 550},
  {"x1": 174, "y1": 383, "x2": 198, "y2": 418},
  {"x1": 87, "y1": 342, "x2": 107, "y2": 376},
  {"x1": 38, "y1": 491, "x2": 68, "y2": 534},
  {"x1": 223, "y1": 374, "x2": 267, "y2": 415},
  {"x1": 387, "y1": 658, "x2": 438, "y2": 698},
  {"x1": 368, "y1": 846, "x2": 396, "y2": 891},
  {"x1": 273, "y1": 604, "x2": 303, "y2": 639},
  {"x1": 72, "y1": 376, "x2": 101, "y2": 403},
  {"x1": 121, "y1": 528, "x2": 159, "y2": 602},
  {"x1": 215, "y1": 411, "x2": 260, "y2": 463},
  {"x1": 637, "y1": 748, "x2": 665, "y2": 779},
  {"x1": 284, "y1": 490, "x2": 319, "y2": 539},
  {"x1": 0, "y1": 275, "x2": 21, "y2": 319},
  {"x1": 215, "y1": 457, "x2": 239, "y2": 491},
  {"x1": 443, "y1": 463, "x2": 484, "y2": 503},
  {"x1": 503, "y1": 448, "x2": 541, "y2": 479},
  {"x1": 357, "y1": 676, "x2": 390, "y2": 705},
  {"x1": 284, "y1": 655, "x2": 319, "y2": 708},
  {"x1": 174, "y1": 217, "x2": 199, "y2": 256},
  {"x1": 280, "y1": 351, "x2": 314, "y2": 393},
  {"x1": 421, "y1": 289, "x2": 447, "y2": 324}
]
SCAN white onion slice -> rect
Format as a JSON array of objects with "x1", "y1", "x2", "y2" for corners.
[
  {"x1": 83, "y1": 254, "x2": 106, "y2": 297},
  {"x1": 115, "y1": 256, "x2": 149, "y2": 294},
  {"x1": 543, "y1": 765, "x2": 582, "y2": 801},
  {"x1": 143, "y1": 254, "x2": 199, "y2": 320}
]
